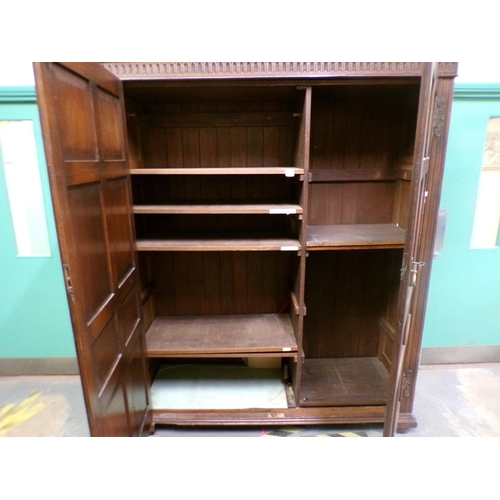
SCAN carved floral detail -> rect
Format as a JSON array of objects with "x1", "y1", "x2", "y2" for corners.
[
  {"x1": 402, "y1": 369, "x2": 414, "y2": 398},
  {"x1": 433, "y1": 96, "x2": 447, "y2": 138}
]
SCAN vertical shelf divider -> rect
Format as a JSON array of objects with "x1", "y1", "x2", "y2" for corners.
[{"x1": 290, "y1": 86, "x2": 312, "y2": 401}]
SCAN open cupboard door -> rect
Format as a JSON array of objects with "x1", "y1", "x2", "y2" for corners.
[
  {"x1": 34, "y1": 63, "x2": 150, "y2": 436},
  {"x1": 383, "y1": 63, "x2": 438, "y2": 437}
]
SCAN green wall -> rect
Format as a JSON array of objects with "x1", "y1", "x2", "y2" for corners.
[
  {"x1": 422, "y1": 84, "x2": 500, "y2": 348},
  {"x1": 0, "y1": 88, "x2": 75, "y2": 358}
]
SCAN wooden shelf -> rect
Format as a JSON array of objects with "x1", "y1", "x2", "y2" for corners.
[
  {"x1": 130, "y1": 167, "x2": 304, "y2": 176},
  {"x1": 136, "y1": 231, "x2": 301, "y2": 251},
  {"x1": 306, "y1": 224, "x2": 405, "y2": 250},
  {"x1": 146, "y1": 314, "x2": 298, "y2": 357},
  {"x1": 299, "y1": 357, "x2": 388, "y2": 406},
  {"x1": 133, "y1": 203, "x2": 303, "y2": 215}
]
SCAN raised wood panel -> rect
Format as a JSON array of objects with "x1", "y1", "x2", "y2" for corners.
[
  {"x1": 52, "y1": 65, "x2": 97, "y2": 160},
  {"x1": 96, "y1": 87, "x2": 125, "y2": 159},
  {"x1": 101, "y1": 381, "x2": 130, "y2": 437},
  {"x1": 91, "y1": 315, "x2": 120, "y2": 389},
  {"x1": 105, "y1": 177, "x2": 135, "y2": 285},
  {"x1": 117, "y1": 285, "x2": 141, "y2": 348},
  {"x1": 67, "y1": 182, "x2": 112, "y2": 323},
  {"x1": 34, "y1": 62, "x2": 150, "y2": 437},
  {"x1": 124, "y1": 332, "x2": 150, "y2": 433}
]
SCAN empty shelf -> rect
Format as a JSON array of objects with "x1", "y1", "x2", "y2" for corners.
[
  {"x1": 306, "y1": 224, "x2": 405, "y2": 250},
  {"x1": 300, "y1": 357, "x2": 389, "y2": 406},
  {"x1": 133, "y1": 203, "x2": 302, "y2": 215},
  {"x1": 146, "y1": 314, "x2": 298, "y2": 357},
  {"x1": 130, "y1": 167, "x2": 304, "y2": 176},
  {"x1": 136, "y1": 231, "x2": 301, "y2": 251}
]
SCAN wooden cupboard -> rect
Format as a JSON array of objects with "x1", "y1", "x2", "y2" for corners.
[{"x1": 34, "y1": 62, "x2": 457, "y2": 436}]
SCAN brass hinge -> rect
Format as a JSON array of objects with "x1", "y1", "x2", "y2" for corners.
[
  {"x1": 63, "y1": 264, "x2": 74, "y2": 299},
  {"x1": 410, "y1": 261, "x2": 425, "y2": 287},
  {"x1": 401, "y1": 258, "x2": 425, "y2": 284}
]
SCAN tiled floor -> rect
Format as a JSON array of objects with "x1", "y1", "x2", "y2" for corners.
[{"x1": 1, "y1": 363, "x2": 499, "y2": 437}]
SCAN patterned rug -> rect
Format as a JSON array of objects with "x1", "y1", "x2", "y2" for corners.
[{"x1": 261, "y1": 427, "x2": 368, "y2": 437}]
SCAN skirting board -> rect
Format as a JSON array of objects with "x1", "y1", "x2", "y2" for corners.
[
  {"x1": 420, "y1": 346, "x2": 500, "y2": 365},
  {"x1": 0, "y1": 358, "x2": 79, "y2": 376}
]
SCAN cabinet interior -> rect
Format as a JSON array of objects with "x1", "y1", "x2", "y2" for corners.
[{"x1": 123, "y1": 78, "x2": 420, "y2": 411}]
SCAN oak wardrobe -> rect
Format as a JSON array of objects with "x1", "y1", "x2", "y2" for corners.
[{"x1": 34, "y1": 62, "x2": 457, "y2": 436}]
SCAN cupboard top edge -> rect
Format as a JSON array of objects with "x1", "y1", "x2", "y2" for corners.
[{"x1": 102, "y1": 62, "x2": 459, "y2": 81}]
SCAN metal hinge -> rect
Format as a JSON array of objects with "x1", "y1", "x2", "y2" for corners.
[
  {"x1": 63, "y1": 264, "x2": 74, "y2": 299},
  {"x1": 410, "y1": 261, "x2": 425, "y2": 286}
]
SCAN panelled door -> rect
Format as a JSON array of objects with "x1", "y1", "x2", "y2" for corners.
[
  {"x1": 34, "y1": 63, "x2": 150, "y2": 436},
  {"x1": 383, "y1": 63, "x2": 438, "y2": 436}
]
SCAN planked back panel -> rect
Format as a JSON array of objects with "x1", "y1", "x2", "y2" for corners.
[
  {"x1": 140, "y1": 98, "x2": 298, "y2": 169},
  {"x1": 149, "y1": 251, "x2": 297, "y2": 317},
  {"x1": 303, "y1": 249, "x2": 402, "y2": 358},
  {"x1": 308, "y1": 85, "x2": 419, "y2": 227}
]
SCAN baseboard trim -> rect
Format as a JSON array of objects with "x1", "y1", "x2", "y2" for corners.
[
  {"x1": 0, "y1": 358, "x2": 79, "y2": 376},
  {"x1": 420, "y1": 346, "x2": 500, "y2": 365}
]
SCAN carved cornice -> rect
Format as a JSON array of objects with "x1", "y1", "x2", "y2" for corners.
[{"x1": 102, "y1": 62, "x2": 458, "y2": 81}]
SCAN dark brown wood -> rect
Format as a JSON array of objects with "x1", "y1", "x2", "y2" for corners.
[
  {"x1": 384, "y1": 63, "x2": 440, "y2": 436},
  {"x1": 308, "y1": 182, "x2": 396, "y2": 225},
  {"x1": 399, "y1": 75, "x2": 457, "y2": 418},
  {"x1": 36, "y1": 62, "x2": 456, "y2": 436},
  {"x1": 150, "y1": 251, "x2": 294, "y2": 317},
  {"x1": 130, "y1": 167, "x2": 304, "y2": 175},
  {"x1": 310, "y1": 168, "x2": 398, "y2": 182},
  {"x1": 133, "y1": 203, "x2": 303, "y2": 215},
  {"x1": 146, "y1": 314, "x2": 297, "y2": 356},
  {"x1": 303, "y1": 250, "x2": 401, "y2": 358},
  {"x1": 306, "y1": 223, "x2": 405, "y2": 249},
  {"x1": 136, "y1": 233, "x2": 301, "y2": 251},
  {"x1": 34, "y1": 62, "x2": 150, "y2": 436},
  {"x1": 299, "y1": 357, "x2": 388, "y2": 406},
  {"x1": 142, "y1": 111, "x2": 295, "y2": 128},
  {"x1": 150, "y1": 407, "x2": 417, "y2": 428}
]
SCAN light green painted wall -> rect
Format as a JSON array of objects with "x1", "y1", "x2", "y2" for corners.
[
  {"x1": 422, "y1": 84, "x2": 500, "y2": 348},
  {"x1": 0, "y1": 88, "x2": 76, "y2": 358}
]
